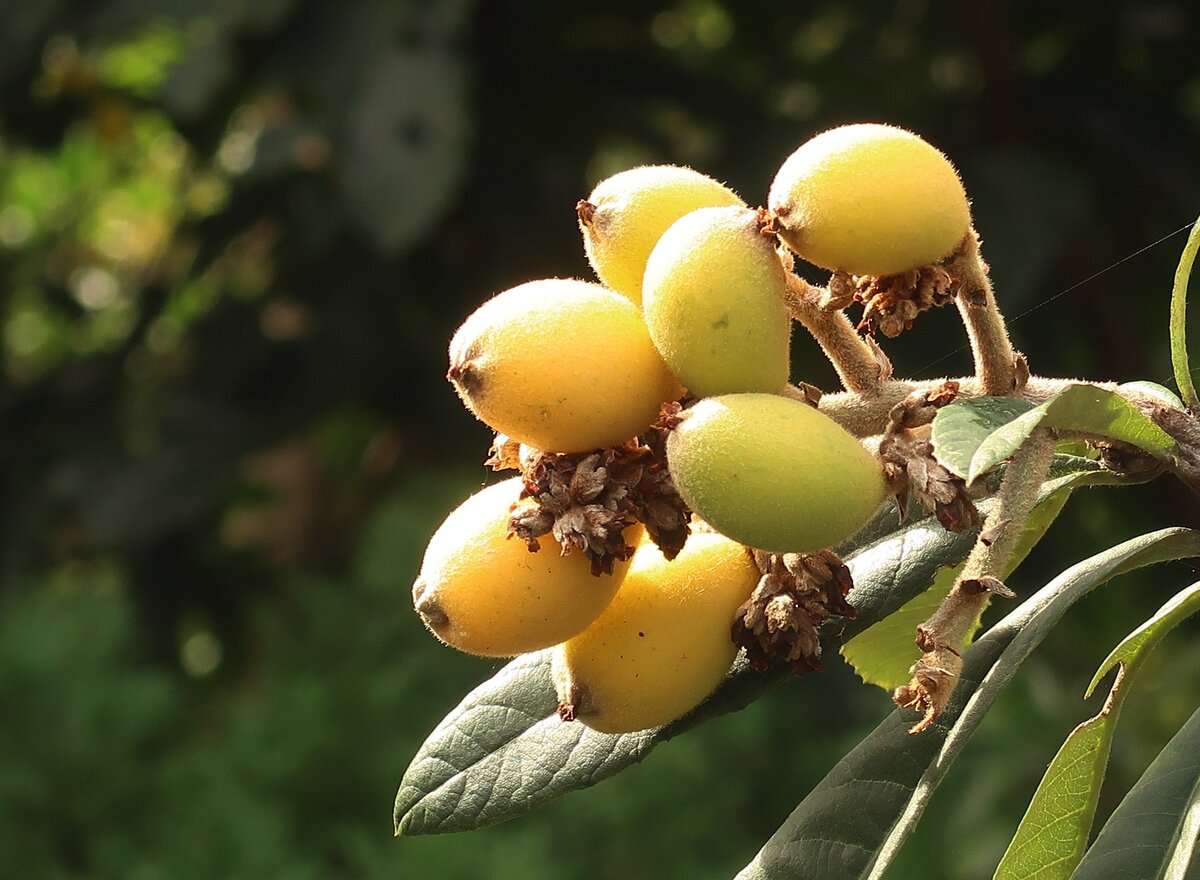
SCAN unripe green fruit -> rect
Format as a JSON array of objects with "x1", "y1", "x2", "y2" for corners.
[
  {"x1": 412, "y1": 478, "x2": 632, "y2": 657},
  {"x1": 553, "y1": 531, "x2": 758, "y2": 733},
  {"x1": 768, "y1": 123, "x2": 970, "y2": 277},
  {"x1": 449, "y1": 279, "x2": 680, "y2": 453},
  {"x1": 578, "y1": 165, "x2": 744, "y2": 305},
  {"x1": 666, "y1": 393, "x2": 887, "y2": 553},
  {"x1": 642, "y1": 206, "x2": 791, "y2": 396}
]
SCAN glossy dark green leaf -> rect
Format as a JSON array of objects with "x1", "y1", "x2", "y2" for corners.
[
  {"x1": 394, "y1": 499, "x2": 992, "y2": 836},
  {"x1": 1170, "y1": 214, "x2": 1200, "y2": 412},
  {"x1": 1070, "y1": 704, "x2": 1200, "y2": 879},
  {"x1": 734, "y1": 528, "x2": 1200, "y2": 880}
]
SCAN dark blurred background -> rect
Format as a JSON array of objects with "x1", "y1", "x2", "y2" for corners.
[{"x1": 3, "y1": 1, "x2": 1200, "y2": 877}]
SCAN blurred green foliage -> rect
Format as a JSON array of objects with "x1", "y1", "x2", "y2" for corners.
[{"x1": 3, "y1": 1, "x2": 1200, "y2": 877}]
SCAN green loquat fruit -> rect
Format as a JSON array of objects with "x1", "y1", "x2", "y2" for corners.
[
  {"x1": 412, "y1": 478, "x2": 633, "y2": 657},
  {"x1": 552, "y1": 530, "x2": 759, "y2": 733},
  {"x1": 642, "y1": 206, "x2": 791, "y2": 397},
  {"x1": 666, "y1": 393, "x2": 887, "y2": 553},
  {"x1": 767, "y1": 123, "x2": 970, "y2": 277},
  {"x1": 578, "y1": 165, "x2": 744, "y2": 305},
  {"x1": 448, "y1": 278, "x2": 681, "y2": 453}
]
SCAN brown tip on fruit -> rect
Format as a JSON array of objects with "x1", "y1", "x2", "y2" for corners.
[
  {"x1": 557, "y1": 681, "x2": 593, "y2": 721},
  {"x1": 446, "y1": 359, "x2": 483, "y2": 396},
  {"x1": 415, "y1": 592, "x2": 450, "y2": 629},
  {"x1": 576, "y1": 200, "x2": 597, "y2": 226}
]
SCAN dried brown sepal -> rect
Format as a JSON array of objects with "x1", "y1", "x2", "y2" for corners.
[
  {"x1": 886, "y1": 382, "x2": 960, "y2": 433},
  {"x1": 795, "y1": 382, "x2": 823, "y2": 408},
  {"x1": 878, "y1": 431, "x2": 980, "y2": 532},
  {"x1": 485, "y1": 434, "x2": 523, "y2": 471},
  {"x1": 893, "y1": 644, "x2": 963, "y2": 733},
  {"x1": 732, "y1": 548, "x2": 856, "y2": 674},
  {"x1": 879, "y1": 383, "x2": 973, "y2": 527},
  {"x1": 836, "y1": 255, "x2": 957, "y2": 338},
  {"x1": 508, "y1": 403, "x2": 692, "y2": 573},
  {"x1": 824, "y1": 271, "x2": 857, "y2": 311},
  {"x1": 1137, "y1": 402, "x2": 1200, "y2": 493},
  {"x1": 960, "y1": 575, "x2": 1016, "y2": 598},
  {"x1": 1091, "y1": 439, "x2": 1169, "y2": 483}
]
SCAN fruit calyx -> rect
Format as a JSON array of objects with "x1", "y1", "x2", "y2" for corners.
[
  {"x1": 494, "y1": 403, "x2": 692, "y2": 574},
  {"x1": 877, "y1": 382, "x2": 981, "y2": 531},
  {"x1": 732, "y1": 548, "x2": 855, "y2": 674}
]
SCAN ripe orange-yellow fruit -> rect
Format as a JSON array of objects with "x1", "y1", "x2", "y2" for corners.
[
  {"x1": 448, "y1": 279, "x2": 680, "y2": 453},
  {"x1": 578, "y1": 165, "x2": 744, "y2": 305},
  {"x1": 412, "y1": 478, "x2": 632, "y2": 657},
  {"x1": 642, "y1": 206, "x2": 791, "y2": 396},
  {"x1": 666, "y1": 393, "x2": 887, "y2": 553},
  {"x1": 552, "y1": 531, "x2": 759, "y2": 733},
  {"x1": 768, "y1": 123, "x2": 970, "y2": 277}
]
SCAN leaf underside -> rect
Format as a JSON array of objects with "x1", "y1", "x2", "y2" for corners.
[
  {"x1": 734, "y1": 528, "x2": 1200, "y2": 880},
  {"x1": 395, "y1": 492, "x2": 989, "y2": 835}
]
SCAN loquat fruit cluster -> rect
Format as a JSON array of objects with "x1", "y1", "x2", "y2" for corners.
[{"x1": 415, "y1": 122, "x2": 980, "y2": 734}]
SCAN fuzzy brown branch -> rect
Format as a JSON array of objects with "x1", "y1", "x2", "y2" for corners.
[
  {"x1": 894, "y1": 430, "x2": 1055, "y2": 733},
  {"x1": 949, "y1": 229, "x2": 1019, "y2": 395},
  {"x1": 783, "y1": 272, "x2": 888, "y2": 396}
]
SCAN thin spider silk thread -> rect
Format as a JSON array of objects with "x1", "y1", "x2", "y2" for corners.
[{"x1": 912, "y1": 221, "x2": 1196, "y2": 378}]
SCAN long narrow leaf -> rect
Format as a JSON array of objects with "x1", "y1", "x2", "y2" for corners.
[
  {"x1": 994, "y1": 582, "x2": 1200, "y2": 880},
  {"x1": 734, "y1": 528, "x2": 1200, "y2": 880},
  {"x1": 1070, "y1": 705, "x2": 1200, "y2": 879},
  {"x1": 1170, "y1": 214, "x2": 1200, "y2": 412}
]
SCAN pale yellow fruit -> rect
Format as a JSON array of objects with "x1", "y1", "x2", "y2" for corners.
[
  {"x1": 448, "y1": 279, "x2": 680, "y2": 453},
  {"x1": 643, "y1": 206, "x2": 791, "y2": 396},
  {"x1": 666, "y1": 393, "x2": 886, "y2": 553},
  {"x1": 553, "y1": 531, "x2": 758, "y2": 733},
  {"x1": 412, "y1": 478, "x2": 632, "y2": 657},
  {"x1": 578, "y1": 165, "x2": 744, "y2": 305},
  {"x1": 768, "y1": 123, "x2": 970, "y2": 277}
]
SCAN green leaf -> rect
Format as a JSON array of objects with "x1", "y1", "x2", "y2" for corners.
[
  {"x1": 994, "y1": 581, "x2": 1200, "y2": 880},
  {"x1": 1070, "y1": 705, "x2": 1200, "y2": 879},
  {"x1": 395, "y1": 502, "x2": 988, "y2": 836},
  {"x1": 930, "y1": 396, "x2": 1036, "y2": 479},
  {"x1": 734, "y1": 527, "x2": 1200, "y2": 880},
  {"x1": 933, "y1": 387, "x2": 1176, "y2": 485},
  {"x1": 1170, "y1": 214, "x2": 1200, "y2": 413}
]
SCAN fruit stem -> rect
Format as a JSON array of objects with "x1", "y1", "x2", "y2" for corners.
[
  {"x1": 951, "y1": 229, "x2": 1018, "y2": 395},
  {"x1": 894, "y1": 429, "x2": 1055, "y2": 733},
  {"x1": 784, "y1": 273, "x2": 887, "y2": 395}
]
